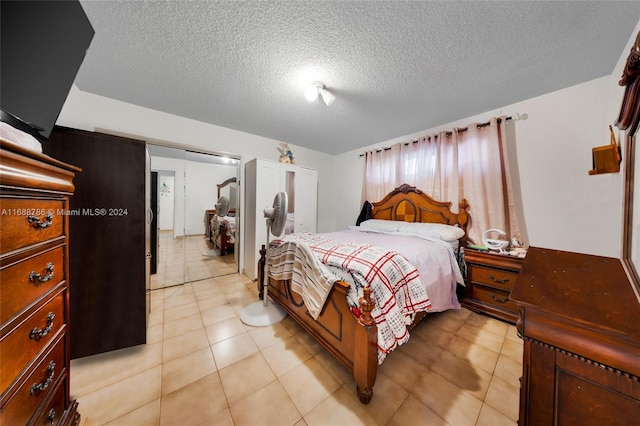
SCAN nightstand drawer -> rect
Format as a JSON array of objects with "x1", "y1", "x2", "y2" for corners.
[
  {"x1": 472, "y1": 285, "x2": 518, "y2": 313},
  {"x1": 462, "y1": 250, "x2": 524, "y2": 324},
  {"x1": 469, "y1": 265, "x2": 518, "y2": 291}
]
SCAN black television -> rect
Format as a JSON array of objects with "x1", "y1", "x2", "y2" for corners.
[{"x1": 1, "y1": 0, "x2": 94, "y2": 139}]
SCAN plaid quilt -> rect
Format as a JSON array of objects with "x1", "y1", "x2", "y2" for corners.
[
  {"x1": 268, "y1": 232, "x2": 431, "y2": 363},
  {"x1": 213, "y1": 215, "x2": 236, "y2": 243}
]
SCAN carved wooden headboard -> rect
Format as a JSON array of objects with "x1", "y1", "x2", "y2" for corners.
[
  {"x1": 370, "y1": 184, "x2": 470, "y2": 242},
  {"x1": 217, "y1": 177, "x2": 237, "y2": 199}
]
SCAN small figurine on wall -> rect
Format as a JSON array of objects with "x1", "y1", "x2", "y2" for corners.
[{"x1": 277, "y1": 143, "x2": 295, "y2": 164}]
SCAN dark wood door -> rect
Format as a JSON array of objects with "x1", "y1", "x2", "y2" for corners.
[{"x1": 43, "y1": 127, "x2": 147, "y2": 359}]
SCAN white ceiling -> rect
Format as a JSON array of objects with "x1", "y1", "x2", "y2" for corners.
[{"x1": 75, "y1": 1, "x2": 640, "y2": 155}]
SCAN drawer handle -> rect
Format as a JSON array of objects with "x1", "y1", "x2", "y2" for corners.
[
  {"x1": 30, "y1": 360, "x2": 55, "y2": 396},
  {"x1": 28, "y1": 213, "x2": 54, "y2": 229},
  {"x1": 30, "y1": 312, "x2": 56, "y2": 340},
  {"x1": 29, "y1": 262, "x2": 55, "y2": 283},
  {"x1": 47, "y1": 408, "x2": 56, "y2": 426},
  {"x1": 487, "y1": 274, "x2": 510, "y2": 284},
  {"x1": 489, "y1": 293, "x2": 510, "y2": 303}
]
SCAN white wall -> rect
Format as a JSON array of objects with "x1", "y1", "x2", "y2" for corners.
[
  {"x1": 319, "y1": 77, "x2": 619, "y2": 257},
  {"x1": 157, "y1": 172, "x2": 175, "y2": 231},
  {"x1": 59, "y1": 86, "x2": 331, "y2": 170},
  {"x1": 150, "y1": 155, "x2": 185, "y2": 237},
  {"x1": 184, "y1": 160, "x2": 237, "y2": 235}
]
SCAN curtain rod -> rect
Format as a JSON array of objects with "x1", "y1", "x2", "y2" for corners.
[{"x1": 359, "y1": 116, "x2": 512, "y2": 157}]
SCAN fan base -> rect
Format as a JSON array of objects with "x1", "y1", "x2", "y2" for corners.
[{"x1": 240, "y1": 301, "x2": 287, "y2": 326}]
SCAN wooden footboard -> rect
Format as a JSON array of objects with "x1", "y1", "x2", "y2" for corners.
[
  {"x1": 219, "y1": 225, "x2": 232, "y2": 255},
  {"x1": 258, "y1": 245, "x2": 378, "y2": 404},
  {"x1": 213, "y1": 223, "x2": 233, "y2": 255}
]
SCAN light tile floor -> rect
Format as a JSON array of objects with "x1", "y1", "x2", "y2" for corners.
[
  {"x1": 151, "y1": 231, "x2": 237, "y2": 289},
  {"x1": 71, "y1": 274, "x2": 522, "y2": 426}
]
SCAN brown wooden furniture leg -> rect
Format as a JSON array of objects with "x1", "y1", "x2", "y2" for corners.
[{"x1": 354, "y1": 287, "x2": 378, "y2": 404}]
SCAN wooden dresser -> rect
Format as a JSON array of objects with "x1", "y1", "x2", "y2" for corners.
[
  {"x1": 510, "y1": 247, "x2": 640, "y2": 425},
  {"x1": 0, "y1": 140, "x2": 81, "y2": 425},
  {"x1": 461, "y1": 249, "x2": 523, "y2": 324}
]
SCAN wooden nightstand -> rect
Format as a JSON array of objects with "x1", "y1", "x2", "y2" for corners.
[{"x1": 461, "y1": 249, "x2": 524, "y2": 324}]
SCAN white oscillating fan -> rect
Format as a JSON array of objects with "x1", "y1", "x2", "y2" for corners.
[
  {"x1": 215, "y1": 195, "x2": 230, "y2": 217},
  {"x1": 203, "y1": 196, "x2": 231, "y2": 257},
  {"x1": 240, "y1": 192, "x2": 288, "y2": 326}
]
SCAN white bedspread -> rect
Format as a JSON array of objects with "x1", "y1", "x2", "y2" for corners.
[{"x1": 325, "y1": 229, "x2": 462, "y2": 312}]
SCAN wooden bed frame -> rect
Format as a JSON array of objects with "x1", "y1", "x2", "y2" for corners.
[
  {"x1": 257, "y1": 184, "x2": 470, "y2": 404},
  {"x1": 209, "y1": 177, "x2": 237, "y2": 254},
  {"x1": 211, "y1": 216, "x2": 235, "y2": 255}
]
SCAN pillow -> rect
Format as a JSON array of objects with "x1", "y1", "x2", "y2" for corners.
[
  {"x1": 358, "y1": 219, "x2": 403, "y2": 233},
  {"x1": 396, "y1": 222, "x2": 465, "y2": 242}
]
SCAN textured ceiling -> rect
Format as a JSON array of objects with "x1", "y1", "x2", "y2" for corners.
[{"x1": 75, "y1": 1, "x2": 640, "y2": 155}]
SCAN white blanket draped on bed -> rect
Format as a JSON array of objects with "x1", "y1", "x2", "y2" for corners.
[
  {"x1": 268, "y1": 232, "x2": 432, "y2": 363},
  {"x1": 268, "y1": 238, "x2": 339, "y2": 317},
  {"x1": 327, "y1": 229, "x2": 463, "y2": 313}
]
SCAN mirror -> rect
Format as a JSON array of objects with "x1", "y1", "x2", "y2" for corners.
[
  {"x1": 217, "y1": 177, "x2": 238, "y2": 210},
  {"x1": 148, "y1": 145, "x2": 240, "y2": 290},
  {"x1": 618, "y1": 30, "x2": 640, "y2": 300},
  {"x1": 205, "y1": 176, "x2": 238, "y2": 274},
  {"x1": 285, "y1": 170, "x2": 295, "y2": 234},
  {"x1": 148, "y1": 145, "x2": 186, "y2": 288}
]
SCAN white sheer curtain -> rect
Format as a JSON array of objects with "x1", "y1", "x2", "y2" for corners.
[{"x1": 362, "y1": 117, "x2": 520, "y2": 244}]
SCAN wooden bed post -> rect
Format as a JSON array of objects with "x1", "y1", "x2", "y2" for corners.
[
  {"x1": 257, "y1": 244, "x2": 266, "y2": 299},
  {"x1": 354, "y1": 286, "x2": 378, "y2": 404}
]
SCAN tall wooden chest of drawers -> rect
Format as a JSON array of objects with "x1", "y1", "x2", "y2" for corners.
[{"x1": 0, "y1": 140, "x2": 81, "y2": 425}]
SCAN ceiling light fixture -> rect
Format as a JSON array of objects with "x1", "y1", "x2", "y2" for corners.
[{"x1": 305, "y1": 81, "x2": 335, "y2": 106}]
